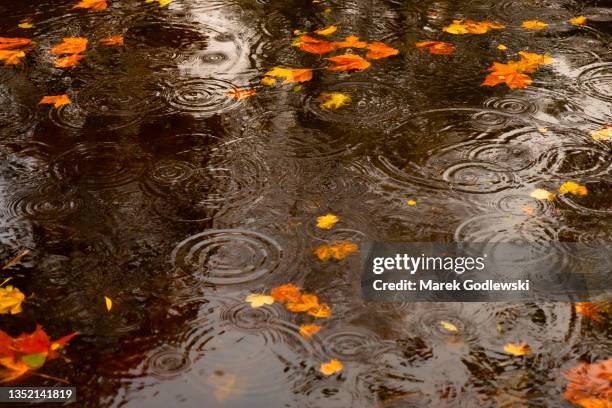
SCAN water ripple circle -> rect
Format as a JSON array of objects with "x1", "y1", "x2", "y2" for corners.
[{"x1": 164, "y1": 78, "x2": 242, "y2": 117}]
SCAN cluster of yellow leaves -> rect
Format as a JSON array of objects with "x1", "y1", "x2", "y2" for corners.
[
  {"x1": 482, "y1": 51, "x2": 554, "y2": 89},
  {"x1": 0, "y1": 37, "x2": 32, "y2": 65},
  {"x1": 503, "y1": 342, "x2": 532, "y2": 356},
  {"x1": 271, "y1": 283, "x2": 332, "y2": 318},
  {"x1": 50, "y1": 37, "x2": 87, "y2": 68},
  {"x1": 39, "y1": 94, "x2": 71, "y2": 108},
  {"x1": 443, "y1": 20, "x2": 505, "y2": 35},
  {"x1": 591, "y1": 126, "x2": 612, "y2": 141},
  {"x1": 73, "y1": 0, "x2": 107, "y2": 11},
  {"x1": 530, "y1": 181, "x2": 587, "y2": 202},
  {"x1": 415, "y1": 41, "x2": 455, "y2": 55},
  {"x1": 314, "y1": 241, "x2": 358, "y2": 261},
  {"x1": 563, "y1": 358, "x2": 612, "y2": 408}
]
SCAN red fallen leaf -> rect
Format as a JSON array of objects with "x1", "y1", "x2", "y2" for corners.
[
  {"x1": 563, "y1": 359, "x2": 612, "y2": 408},
  {"x1": 294, "y1": 35, "x2": 337, "y2": 54},
  {"x1": 54, "y1": 54, "x2": 85, "y2": 68},
  {"x1": 366, "y1": 42, "x2": 399, "y2": 59},
  {"x1": 332, "y1": 35, "x2": 368, "y2": 49},
  {"x1": 73, "y1": 0, "x2": 108, "y2": 10},
  {"x1": 415, "y1": 41, "x2": 455, "y2": 55},
  {"x1": 99, "y1": 35, "x2": 124, "y2": 46},
  {"x1": 0, "y1": 37, "x2": 32, "y2": 50},
  {"x1": 50, "y1": 37, "x2": 87, "y2": 55},
  {"x1": 326, "y1": 54, "x2": 371, "y2": 71}
]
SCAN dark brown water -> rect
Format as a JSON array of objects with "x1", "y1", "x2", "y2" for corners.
[{"x1": 0, "y1": 0, "x2": 611, "y2": 406}]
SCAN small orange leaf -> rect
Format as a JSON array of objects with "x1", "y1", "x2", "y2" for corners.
[
  {"x1": 522, "y1": 20, "x2": 548, "y2": 30},
  {"x1": 294, "y1": 35, "x2": 337, "y2": 54},
  {"x1": 366, "y1": 42, "x2": 399, "y2": 59},
  {"x1": 316, "y1": 213, "x2": 339, "y2": 229},
  {"x1": 271, "y1": 283, "x2": 302, "y2": 303},
  {"x1": 73, "y1": 0, "x2": 108, "y2": 10},
  {"x1": 326, "y1": 54, "x2": 370, "y2": 71},
  {"x1": 299, "y1": 324, "x2": 321, "y2": 338},
  {"x1": 503, "y1": 342, "x2": 531, "y2": 356},
  {"x1": 307, "y1": 303, "x2": 331, "y2": 318},
  {"x1": 570, "y1": 16, "x2": 587, "y2": 26},
  {"x1": 99, "y1": 35, "x2": 124, "y2": 46},
  {"x1": 320, "y1": 359, "x2": 343, "y2": 375},
  {"x1": 39, "y1": 94, "x2": 71, "y2": 108},
  {"x1": 287, "y1": 293, "x2": 319, "y2": 312},
  {"x1": 0, "y1": 37, "x2": 32, "y2": 50},
  {"x1": 332, "y1": 35, "x2": 368, "y2": 49},
  {"x1": 314, "y1": 241, "x2": 359, "y2": 261},
  {"x1": 415, "y1": 41, "x2": 455, "y2": 55},
  {"x1": 558, "y1": 181, "x2": 588, "y2": 196},
  {"x1": 51, "y1": 37, "x2": 87, "y2": 55},
  {"x1": 225, "y1": 88, "x2": 256, "y2": 100},
  {"x1": 54, "y1": 54, "x2": 85, "y2": 68}
]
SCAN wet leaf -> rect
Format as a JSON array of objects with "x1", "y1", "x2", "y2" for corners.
[
  {"x1": 415, "y1": 41, "x2": 455, "y2": 55},
  {"x1": 261, "y1": 76, "x2": 276, "y2": 86},
  {"x1": 51, "y1": 37, "x2": 87, "y2": 55},
  {"x1": 308, "y1": 304, "x2": 331, "y2": 318},
  {"x1": 0, "y1": 357, "x2": 29, "y2": 382},
  {"x1": 0, "y1": 37, "x2": 32, "y2": 50},
  {"x1": 316, "y1": 213, "x2": 340, "y2": 229},
  {"x1": 73, "y1": 0, "x2": 108, "y2": 10},
  {"x1": 104, "y1": 296, "x2": 112, "y2": 311},
  {"x1": 54, "y1": 54, "x2": 86, "y2": 68},
  {"x1": 516, "y1": 51, "x2": 554, "y2": 72},
  {"x1": 39, "y1": 94, "x2": 71, "y2": 108},
  {"x1": 315, "y1": 25, "x2": 337, "y2": 36},
  {"x1": 287, "y1": 294, "x2": 319, "y2": 312},
  {"x1": 406, "y1": 199, "x2": 417, "y2": 206},
  {"x1": 271, "y1": 283, "x2": 302, "y2": 303},
  {"x1": 314, "y1": 241, "x2": 359, "y2": 261},
  {"x1": 443, "y1": 20, "x2": 505, "y2": 35},
  {"x1": 18, "y1": 20, "x2": 33, "y2": 29},
  {"x1": 439, "y1": 320, "x2": 459, "y2": 333},
  {"x1": 503, "y1": 342, "x2": 531, "y2": 356},
  {"x1": 563, "y1": 359, "x2": 612, "y2": 408},
  {"x1": 558, "y1": 181, "x2": 588, "y2": 196},
  {"x1": 366, "y1": 42, "x2": 399, "y2": 59},
  {"x1": 21, "y1": 353, "x2": 46, "y2": 369},
  {"x1": 225, "y1": 88, "x2": 257, "y2": 100},
  {"x1": 320, "y1": 359, "x2": 343, "y2": 375},
  {"x1": 0, "y1": 50, "x2": 26, "y2": 65},
  {"x1": 318, "y1": 92, "x2": 350, "y2": 110},
  {"x1": 99, "y1": 35, "x2": 124, "y2": 46},
  {"x1": 245, "y1": 293, "x2": 274, "y2": 308},
  {"x1": 0, "y1": 286, "x2": 25, "y2": 315},
  {"x1": 570, "y1": 16, "x2": 587, "y2": 26},
  {"x1": 299, "y1": 325, "x2": 321, "y2": 339},
  {"x1": 575, "y1": 302, "x2": 601, "y2": 322},
  {"x1": 332, "y1": 35, "x2": 368, "y2": 49},
  {"x1": 293, "y1": 35, "x2": 337, "y2": 54},
  {"x1": 265, "y1": 67, "x2": 313, "y2": 84},
  {"x1": 522, "y1": 20, "x2": 548, "y2": 30},
  {"x1": 530, "y1": 188, "x2": 555, "y2": 201},
  {"x1": 497, "y1": 44, "x2": 507, "y2": 50},
  {"x1": 482, "y1": 63, "x2": 533, "y2": 89},
  {"x1": 591, "y1": 126, "x2": 612, "y2": 141},
  {"x1": 145, "y1": 0, "x2": 174, "y2": 6},
  {"x1": 326, "y1": 54, "x2": 370, "y2": 71}
]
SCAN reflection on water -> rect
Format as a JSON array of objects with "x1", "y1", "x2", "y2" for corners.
[{"x1": 0, "y1": 0, "x2": 610, "y2": 406}]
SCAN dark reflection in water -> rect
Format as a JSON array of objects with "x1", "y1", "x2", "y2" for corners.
[{"x1": 0, "y1": 0, "x2": 610, "y2": 406}]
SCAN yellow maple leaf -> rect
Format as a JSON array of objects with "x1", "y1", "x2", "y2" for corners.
[
  {"x1": 315, "y1": 25, "x2": 337, "y2": 36},
  {"x1": 0, "y1": 286, "x2": 25, "y2": 314},
  {"x1": 104, "y1": 296, "x2": 112, "y2": 311},
  {"x1": 530, "y1": 188, "x2": 555, "y2": 201},
  {"x1": 320, "y1": 359, "x2": 343, "y2": 375},
  {"x1": 504, "y1": 342, "x2": 531, "y2": 356},
  {"x1": 316, "y1": 213, "x2": 339, "y2": 229},
  {"x1": 317, "y1": 93, "x2": 350, "y2": 110},
  {"x1": 265, "y1": 67, "x2": 313, "y2": 84},
  {"x1": 570, "y1": 16, "x2": 587, "y2": 26},
  {"x1": 245, "y1": 293, "x2": 274, "y2": 308},
  {"x1": 591, "y1": 126, "x2": 612, "y2": 141},
  {"x1": 299, "y1": 324, "x2": 321, "y2": 339},
  {"x1": 522, "y1": 20, "x2": 548, "y2": 30},
  {"x1": 558, "y1": 181, "x2": 588, "y2": 196},
  {"x1": 516, "y1": 51, "x2": 554, "y2": 72},
  {"x1": 38, "y1": 94, "x2": 71, "y2": 108},
  {"x1": 443, "y1": 19, "x2": 505, "y2": 34},
  {"x1": 439, "y1": 320, "x2": 459, "y2": 333}
]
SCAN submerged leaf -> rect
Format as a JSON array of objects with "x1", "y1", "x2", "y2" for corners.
[
  {"x1": 439, "y1": 320, "x2": 459, "y2": 333},
  {"x1": 558, "y1": 181, "x2": 588, "y2": 196},
  {"x1": 73, "y1": 0, "x2": 108, "y2": 10},
  {"x1": 503, "y1": 342, "x2": 531, "y2": 356},
  {"x1": 326, "y1": 54, "x2": 370, "y2": 71},
  {"x1": 39, "y1": 94, "x2": 71, "y2": 108},
  {"x1": 316, "y1": 213, "x2": 340, "y2": 229},
  {"x1": 320, "y1": 359, "x2": 343, "y2": 375},
  {"x1": 261, "y1": 76, "x2": 276, "y2": 86},
  {"x1": 104, "y1": 296, "x2": 112, "y2": 311},
  {"x1": 415, "y1": 41, "x2": 455, "y2": 55},
  {"x1": 54, "y1": 54, "x2": 85, "y2": 68},
  {"x1": 318, "y1": 93, "x2": 350, "y2": 110},
  {"x1": 522, "y1": 20, "x2": 548, "y2": 30},
  {"x1": 99, "y1": 35, "x2": 124, "y2": 46},
  {"x1": 575, "y1": 302, "x2": 601, "y2": 321},
  {"x1": 366, "y1": 42, "x2": 399, "y2": 59},
  {"x1": 0, "y1": 286, "x2": 25, "y2": 315},
  {"x1": 245, "y1": 294, "x2": 274, "y2": 308},
  {"x1": 265, "y1": 67, "x2": 313, "y2": 84}
]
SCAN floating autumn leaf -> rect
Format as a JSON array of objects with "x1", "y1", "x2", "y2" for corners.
[
  {"x1": 308, "y1": 303, "x2": 332, "y2": 318},
  {"x1": 516, "y1": 51, "x2": 554, "y2": 72},
  {"x1": 39, "y1": 94, "x2": 71, "y2": 108},
  {"x1": 265, "y1": 67, "x2": 313, "y2": 84},
  {"x1": 104, "y1": 296, "x2": 112, "y2": 311},
  {"x1": 73, "y1": 0, "x2": 107, "y2": 10},
  {"x1": 299, "y1": 325, "x2": 321, "y2": 339},
  {"x1": 591, "y1": 126, "x2": 612, "y2": 141},
  {"x1": 522, "y1": 20, "x2": 548, "y2": 30},
  {"x1": 318, "y1": 92, "x2": 350, "y2": 110},
  {"x1": 482, "y1": 62, "x2": 533, "y2": 89},
  {"x1": 320, "y1": 359, "x2": 343, "y2": 375},
  {"x1": 261, "y1": 77, "x2": 276, "y2": 86},
  {"x1": 0, "y1": 50, "x2": 26, "y2": 65},
  {"x1": 497, "y1": 44, "x2": 508, "y2": 51},
  {"x1": 0, "y1": 325, "x2": 77, "y2": 383},
  {"x1": 0, "y1": 37, "x2": 32, "y2": 50},
  {"x1": 54, "y1": 54, "x2": 85, "y2": 68},
  {"x1": 443, "y1": 19, "x2": 505, "y2": 35},
  {"x1": 326, "y1": 54, "x2": 370, "y2": 71},
  {"x1": 316, "y1": 213, "x2": 339, "y2": 229},
  {"x1": 563, "y1": 358, "x2": 612, "y2": 408},
  {"x1": 406, "y1": 199, "x2": 417, "y2": 206},
  {"x1": 287, "y1": 293, "x2": 319, "y2": 312},
  {"x1": 530, "y1": 188, "x2": 555, "y2": 201},
  {"x1": 314, "y1": 241, "x2": 358, "y2": 261},
  {"x1": 503, "y1": 342, "x2": 531, "y2": 356},
  {"x1": 99, "y1": 35, "x2": 124, "y2": 46},
  {"x1": 225, "y1": 88, "x2": 256, "y2": 100},
  {"x1": 570, "y1": 16, "x2": 587, "y2": 26},
  {"x1": 575, "y1": 302, "x2": 602, "y2": 322},
  {"x1": 50, "y1": 37, "x2": 87, "y2": 55},
  {"x1": 315, "y1": 25, "x2": 337, "y2": 36},
  {"x1": 366, "y1": 42, "x2": 399, "y2": 59},
  {"x1": 271, "y1": 283, "x2": 302, "y2": 303},
  {"x1": 439, "y1": 320, "x2": 459, "y2": 333},
  {"x1": 332, "y1": 35, "x2": 368, "y2": 49},
  {"x1": 293, "y1": 35, "x2": 337, "y2": 54},
  {"x1": 18, "y1": 20, "x2": 33, "y2": 29},
  {"x1": 415, "y1": 41, "x2": 455, "y2": 55},
  {"x1": 558, "y1": 181, "x2": 588, "y2": 196},
  {"x1": 245, "y1": 293, "x2": 274, "y2": 308},
  {"x1": 0, "y1": 286, "x2": 25, "y2": 315},
  {"x1": 145, "y1": 0, "x2": 174, "y2": 6}
]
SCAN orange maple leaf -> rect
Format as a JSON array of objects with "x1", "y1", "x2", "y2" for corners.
[
  {"x1": 287, "y1": 293, "x2": 319, "y2": 312},
  {"x1": 99, "y1": 35, "x2": 124, "y2": 46},
  {"x1": 314, "y1": 241, "x2": 359, "y2": 261},
  {"x1": 271, "y1": 283, "x2": 302, "y2": 303},
  {"x1": 0, "y1": 37, "x2": 32, "y2": 50},
  {"x1": 482, "y1": 62, "x2": 533, "y2": 89},
  {"x1": 366, "y1": 42, "x2": 399, "y2": 59},
  {"x1": 308, "y1": 303, "x2": 331, "y2": 318},
  {"x1": 326, "y1": 54, "x2": 370, "y2": 71},
  {"x1": 563, "y1": 359, "x2": 612, "y2": 408},
  {"x1": 54, "y1": 53, "x2": 85, "y2": 68},
  {"x1": 332, "y1": 35, "x2": 368, "y2": 49},
  {"x1": 294, "y1": 35, "x2": 337, "y2": 54},
  {"x1": 225, "y1": 88, "x2": 256, "y2": 100},
  {"x1": 73, "y1": 0, "x2": 108, "y2": 10},
  {"x1": 265, "y1": 67, "x2": 313, "y2": 84},
  {"x1": 50, "y1": 37, "x2": 87, "y2": 55},
  {"x1": 415, "y1": 41, "x2": 455, "y2": 55},
  {"x1": 39, "y1": 94, "x2": 71, "y2": 108},
  {"x1": 0, "y1": 50, "x2": 26, "y2": 65}
]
